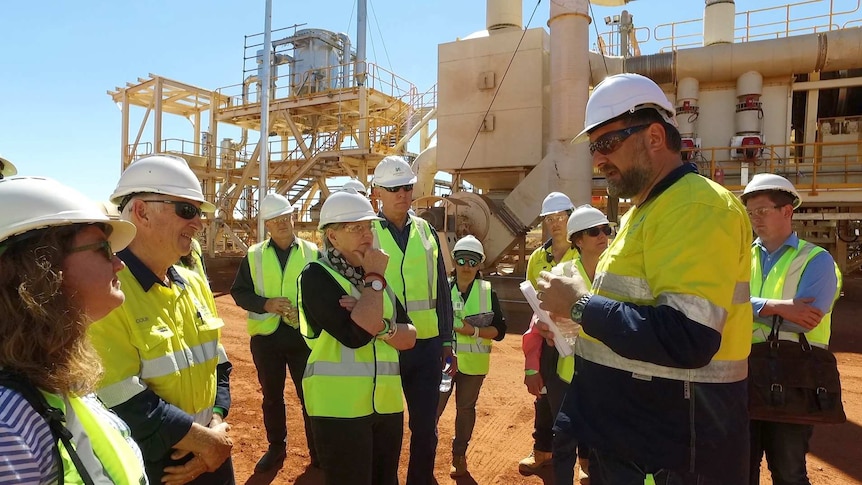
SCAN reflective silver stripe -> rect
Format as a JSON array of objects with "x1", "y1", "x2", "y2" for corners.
[
  {"x1": 140, "y1": 340, "x2": 220, "y2": 379},
  {"x1": 248, "y1": 311, "x2": 278, "y2": 321},
  {"x1": 414, "y1": 217, "x2": 436, "y2": 302},
  {"x1": 479, "y1": 281, "x2": 490, "y2": 313},
  {"x1": 658, "y1": 293, "x2": 727, "y2": 333},
  {"x1": 593, "y1": 272, "x2": 652, "y2": 301},
  {"x1": 781, "y1": 243, "x2": 819, "y2": 299},
  {"x1": 458, "y1": 342, "x2": 491, "y2": 354},
  {"x1": 96, "y1": 376, "x2": 148, "y2": 407},
  {"x1": 406, "y1": 299, "x2": 437, "y2": 311},
  {"x1": 217, "y1": 344, "x2": 229, "y2": 365},
  {"x1": 576, "y1": 337, "x2": 748, "y2": 383},
  {"x1": 304, "y1": 345, "x2": 400, "y2": 378},
  {"x1": 190, "y1": 408, "x2": 213, "y2": 426},
  {"x1": 733, "y1": 281, "x2": 750, "y2": 304},
  {"x1": 253, "y1": 248, "x2": 266, "y2": 295},
  {"x1": 752, "y1": 328, "x2": 829, "y2": 349}
]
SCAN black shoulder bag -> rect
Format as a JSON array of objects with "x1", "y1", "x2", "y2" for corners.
[
  {"x1": 748, "y1": 316, "x2": 846, "y2": 425},
  {"x1": 0, "y1": 371, "x2": 96, "y2": 485}
]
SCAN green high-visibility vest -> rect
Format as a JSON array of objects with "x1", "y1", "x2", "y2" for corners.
[
  {"x1": 42, "y1": 393, "x2": 146, "y2": 485},
  {"x1": 555, "y1": 258, "x2": 592, "y2": 384},
  {"x1": 452, "y1": 279, "x2": 494, "y2": 376},
  {"x1": 751, "y1": 239, "x2": 842, "y2": 348},
  {"x1": 373, "y1": 217, "x2": 439, "y2": 339},
  {"x1": 247, "y1": 238, "x2": 318, "y2": 335},
  {"x1": 299, "y1": 260, "x2": 403, "y2": 418}
]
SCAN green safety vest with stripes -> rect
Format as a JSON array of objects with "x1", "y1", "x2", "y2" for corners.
[
  {"x1": 89, "y1": 266, "x2": 228, "y2": 424},
  {"x1": 554, "y1": 258, "x2": 592, "y2": 384},
  {"x1": 43, "y1": 393, "x2": 146, "y2": 485},
  {"x1": 452, "y1": 279, "x2": 494, "y2": 376},
  {"x1": 580, "y1": 172, "x2": 753, "y2": 384},
  {"x1": 751, "y1": 238, "x2": 842, "y2": 348},
  {"x1": 298, "y1": 260, "x2": 403, "y2": 418},
  {"x1": 373, "y1": 217, "x2": 439, "y2": 339},
  {"x1": 246, "y1": 237, "x2": 318, "y2": 335}
]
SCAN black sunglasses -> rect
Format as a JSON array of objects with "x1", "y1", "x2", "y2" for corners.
[
  {"x1": 584, "y1": 225, "x2": 613, "y2": 237},
  {"x1": 381, "y1": 184, "x2": 414, "y2": 193},
  {"x1": 455, "y1": 257, "x2": 479, "y2": 267},
  {"x1": 589, "y1": 124, "x2": 650, "y2": 156},
  {"x1": 144, "y1": 200, "x2": 202, "y2": 220},
  {"x1": 70, "y1": 240, "x2": 113, "y2": 261}
]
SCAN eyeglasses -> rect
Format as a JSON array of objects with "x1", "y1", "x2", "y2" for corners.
[
  {"x1": 543, "y1": 212, "x2": 569, "y2": 224},
  {"x1": 340, "y1": 222, "x2": 373, "y2": 234},
  {"x1": 268, "y1": 214, "x2": 292, "y2": 225},
  {"x1": 589, "y1": 124, "x2": 650, "y2": 156},
  {"x1": 144, "y1": 200, "x2": 202, "y2": 220},
  {"x1": 70, "y1": 240, "x2": 113, "y2": 261},
  {"x1": 381, "y1": 184, "x2": 414, "y2": 193},
  {"x1": 455, "y1": 257, "x2": 479, "y2": 267},
  {"x1": 746, "y1": 206, "x2": 781, "y2": 218},
  {"x1": 584, "y1": 225, "x2": 613, "y2": 237}
]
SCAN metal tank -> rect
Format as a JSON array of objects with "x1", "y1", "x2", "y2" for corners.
[{"x1": 282, "y1": 29, "x2": 349, "y2": 95}]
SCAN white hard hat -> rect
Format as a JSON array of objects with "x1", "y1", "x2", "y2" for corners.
[
  {"x1": 342, "y1": 179, "x2": 367, "y2": 194},
  {"x1": 372, "y1": 156, "x2": 417, "y2": 188},
  {"x1": 260, "y1": 193, "x2": 294, "y2": 220},
  {"x1": 0, "y1": 155, "x2": 17, "y2": 178},
  {"x1": 318, "y1": 190, "x2": 383, "y2": 229},
  {"x1": 452, "y1": 234, "x2": 486, "y2": 262},
  {"x1": 0, "y1": 177, "x2": 136, "y2": 250},
  {"x1": 742, "y1": 173, "x2": 802, "y2": 209},
  {"x1": 567, "y1": 205, "x2": 610, "y2": 239},
  {"x1": 110, "y1": 154, "x2": 216, "y2": 212},
  {"x1": 97, "y1": 201, "x2": 122, "y2": 219},
  {"x1": 540, "y1": 192, "x2": 575, "y2": 217},
  {"x1": 573, "y1": 73, "x2": 677, "y2": 143}
]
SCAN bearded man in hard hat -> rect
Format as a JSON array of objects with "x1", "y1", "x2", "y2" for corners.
[
  {"x1": 519, "y1": 191, "x2": 578, "y2": 476},
  {"x1": 230, "y1": 192, "x2": 320, "y2": 473},
  {"x1": 741, "y1": 173, "x2": 840, "y2": 485},
  {"x1": 370, "y1": 155, "x2": 455, "y2": 485},
  {"x1": 537, "y1": 73, "x2": 753, "y2": 484},
  {"x1": 88, "y1": 154, "x2": 234, "y2": 484}
]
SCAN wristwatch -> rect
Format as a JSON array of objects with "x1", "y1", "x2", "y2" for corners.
[
  {"x1": 570, "y1": 293, "x2": 592, "y2": 323},
  {"x1": 364, "y1": 273, "x2": 386, "y2": 291}
]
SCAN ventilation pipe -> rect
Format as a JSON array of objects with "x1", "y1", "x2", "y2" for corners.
[
  {"x1": 337, "y1": 33, "x2": 351, "y2": 88},
  {"x1": 487, "y1": 0, "x2": 522, "y2": 32},
  {"x1": 730, "y1": 71, "x2": 764, "y2": 184},
  {"x1": 704, "y1": 0, "x2": 735, "y2": 46},
  {"x1": 412, "y1": 140, "x2": 437, "y2": 199},
  {"x1": 676, "y1": 77, "x2": 701, "y2": 162}
]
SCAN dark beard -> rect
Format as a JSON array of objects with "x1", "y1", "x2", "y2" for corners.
[{"x1": 607, "y1": 164, "x2": 652, "y2": 199}]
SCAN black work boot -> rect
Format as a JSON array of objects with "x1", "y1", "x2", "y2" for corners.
[{"x1": 255, "y1": 443, "x2": 287, "y2": 473}]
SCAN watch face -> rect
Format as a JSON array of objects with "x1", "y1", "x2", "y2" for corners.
[{"x1": 371, "y1": 279, "x2": 384, "y2": 291}]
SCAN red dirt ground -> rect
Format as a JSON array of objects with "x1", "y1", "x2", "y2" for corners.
[{"x1": 206, "y1": 259, "x2": 862, "y2": 485}]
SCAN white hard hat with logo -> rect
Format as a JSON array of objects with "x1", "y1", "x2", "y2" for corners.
[
  {"x1": 452, "y1": 234, "x2": 486, "y2": 262},
  {"x1": 540, "y1": 192, "x2": 575, "y2": 217},
  {"x1": 573, "y1": 73, "x2": 677, "y2": 143},
  {"x1": 260, "y1": 193, "x2": 294, "y2": 221},
  {"x1": 318, "y1": 190, "x2": 383, "y2": 229},
  {"x1": 0, "y1": 177, "x2": 136, "y2": 250},
  {"x1": 342, "y1": 179, "x2": 367, "y2": 194},
  {"x1": 0, "y1": 155, "x2": 17, "y2": 178},
  {"x1": 567, "y1": 205, "x2": 610, "y2": 239},
  {"x1": 742, "y1": 173, "x2": 802, "y2": 209},
  {"x1": 110, "y1": 154, "x2": 216, "y2": 212},
  {"x1": 372, "y1": 156, "x2": 417, "y2": 188}
]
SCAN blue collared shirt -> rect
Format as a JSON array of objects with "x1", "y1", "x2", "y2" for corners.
[{"x1": 750, "y1": 233, "x2": 838, "y2": 333}]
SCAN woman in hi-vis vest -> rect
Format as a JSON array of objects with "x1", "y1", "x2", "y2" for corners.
[
  {"x1": 298, "y1": 189, "x2": 416, "y2": 485},
  {"x1": 0, "y1": 177, "x2": 149, "y2": 484},
  {"x1": 436, "y1": 235, "x2": 507, "y2": 478}
]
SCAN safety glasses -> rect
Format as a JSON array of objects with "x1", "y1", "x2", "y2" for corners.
[
  {"x1": 746, "y1": 206, "x2": 781, "y2": 218},
  {"x1": 144, "y1": 200, "x2": 202, "y2": 220},
  {"x1": 381, "y1": 184, "x2": 414, "y2": 193},
  {"x1": 70, "y1": 240, "x2": 113, "y2": 261},
  {"x1": 455, "y1": 257, "x2": 479, "y2": 267},
  {"x1": 339, "y1": 221, "x2": 373, "y2": 234},
  {"x1": 584, "y1": 225, "x2": 613, "y2": 237},
  {"x1": 589, "y1": 124, "x2": 650, "y2": 156}
]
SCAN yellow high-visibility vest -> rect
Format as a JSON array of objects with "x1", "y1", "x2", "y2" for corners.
[{"x1": 452, "y1": 279, "x2": 494, "y2": 376}]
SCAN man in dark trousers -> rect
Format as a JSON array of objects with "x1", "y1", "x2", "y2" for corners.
[
  {"x1": 371, "y1": 156, "x2": 456, "y2": 485},
  {"x1": 231, "y1": 193, "x2": 320, "y2": 473}
]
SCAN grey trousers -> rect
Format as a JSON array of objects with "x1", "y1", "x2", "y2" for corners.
[{"x1": 436, "y1": 372, "x2": 486, "y2": 456}]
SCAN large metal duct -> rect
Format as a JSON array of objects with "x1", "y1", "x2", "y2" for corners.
[{"x1": 487, "y1": 0, "x2": 522, "y2": 32}]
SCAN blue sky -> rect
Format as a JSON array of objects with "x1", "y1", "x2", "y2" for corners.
[{"x1": 0, "y1": 0, "x2": 845, "y2": 200}]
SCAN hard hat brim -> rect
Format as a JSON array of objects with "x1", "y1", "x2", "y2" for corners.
[
  {"x1": 105, "y1": 220, "x2": 137, "y2": 251},
  {"x1": 262, "y1": 205, "x2": 295, "y2": 221},
  {"x1": 317, "y1": 213, "x2": 382, "y2": 230},
  {"x1": 0, "y1": 156, "x2": 17, "y2": 177},
  {"x1": 373, "y1": 174, "x2": 418, "y2": 188}
]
